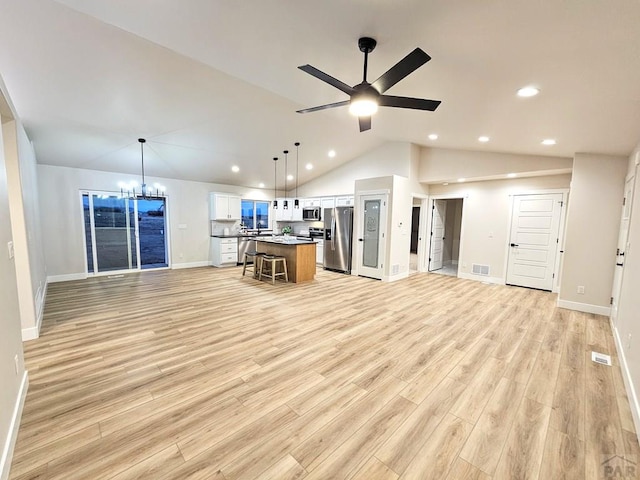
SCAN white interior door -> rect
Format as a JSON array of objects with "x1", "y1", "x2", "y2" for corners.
[
  {"x1": 357, "y1": 194, "x2": 387, "y2": 280},
  {"x1": 506, "y1": 193, "x2": 563, "y2": 291},
  {"x1": 429, "y1": 199, "x2": 446, "y2": 271},
  {"x1": 611, "y1": 173, "x2": 636, "y2": 324}
]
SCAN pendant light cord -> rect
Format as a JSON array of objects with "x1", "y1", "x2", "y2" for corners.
[{"x1": 295, "y1": 142, "x2": 300, "y2": 199}]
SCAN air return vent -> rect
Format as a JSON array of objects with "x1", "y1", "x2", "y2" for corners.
[
  {"x1": 471, "y1": 264, "x2": 490, "y2": 276},
  {"x1": 591, "y1": 351, "x2": 612, "y2": 366}
]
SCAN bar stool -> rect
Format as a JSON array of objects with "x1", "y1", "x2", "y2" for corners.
[
  {"x1": 242, "y1": 251, "x2": 266, "y2": 278},
  {"x1": 258, "y1": 255, "x2": 289, "y2": 284}
]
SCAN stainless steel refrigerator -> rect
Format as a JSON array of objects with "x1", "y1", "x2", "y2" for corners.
[{"x1": 323, "y1": 206, "x2": 353, "y2": 273}]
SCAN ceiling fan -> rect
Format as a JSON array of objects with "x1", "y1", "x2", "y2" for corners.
[{"x1": 296, "y1": 37, "x2": 441, "y2": 132}]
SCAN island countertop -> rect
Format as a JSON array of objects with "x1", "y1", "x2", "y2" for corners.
[
  {"x1": 255, "y1": 238, "x2": 316, "y2": 282},
  {"x1": 255, "y1": 237, "x2": 316, "y2": 246}
]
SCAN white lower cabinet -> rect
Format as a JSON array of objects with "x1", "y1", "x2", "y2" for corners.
[
  {"x1": 211, "y1": 237, "x2": 238, "y2": 267},
  {"x1": 316, "y1": 239, "x2": 324, "y2": 264}
]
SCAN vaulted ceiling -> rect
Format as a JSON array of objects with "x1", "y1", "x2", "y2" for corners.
[{"x1": 1, "y1": 0, "x2": 639, "y2": 190}]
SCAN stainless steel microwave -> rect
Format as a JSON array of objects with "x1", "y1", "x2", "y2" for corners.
[{"x1": 302, "y1": 207, "x2": 321, "y2": 221}]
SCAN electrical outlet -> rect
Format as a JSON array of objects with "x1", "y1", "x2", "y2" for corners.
[
  {"x1": 7, "y1": 241, "x2": 14, "y2": 259},
  {"x1": 14, "y1": 354, "x2": 19, "y2": 375},
  {"x1": 577, "y1": 286, "x2": 585, "y2": 294}
]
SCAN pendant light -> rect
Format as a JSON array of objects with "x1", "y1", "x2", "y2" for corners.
[
  {"x1": 119, "y1": 138, "x2": 166, "y2": 199},
  {"x1": 294, "y1": 142, "x2": 300, "y2": 208},
  {"x1": 272, "y1": 157, "x2": 278, "y2": 209},
  {"x1": 283, "y1": 150, "x2": 289, "y2": 209}
]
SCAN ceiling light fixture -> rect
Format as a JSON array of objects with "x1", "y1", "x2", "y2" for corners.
[
  {"x1": 428, "y1": 134, "x2": 438, "y2": 140},
  {"x1": 306, "y1": 163, "x2": 313, "y2": 170},
  {"x1": 294, "y1": 142, "x2": 301, "y2": 208},
  {"x1": 287, "y1": 174, "x2": 294, "y2": 181},
  {"x1": 231, "y1": 165, "x2": 240, "y2": 173},
  {"x1": 348, "y1": 91, "x2": 379, "y2": 117},
  {"x1": 457, "y1": 178, "x2": 466, "y2": 182},
  {"x1": 328, "y1": 150, "x2": 336, "y2": 158},
  {"x1": 507, "y1": 173, "x2": 517, "y2": 178},
  {"x1": 259, "y1": 182, "x2": 265, "y2": 188},
  {"x1": 119, "y1": 138, "x2": 165, "y2": 199},
  {"x1": 272, "y1": 157, "x2": 278, "y2": 209},
  {"x1": 283, "y1": 150, "x2": 289, "y2": 209},
  {"x1": 517, "y1": 86, "x2": 540, "y2": 97},
  {"x1": 541, "y1": 139, "x2": 557, "y2": 145},
  {"x1": 478, "y1": 136, "x2": 490, "y2": 143}
]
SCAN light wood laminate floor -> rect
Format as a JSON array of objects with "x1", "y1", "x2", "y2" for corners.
[{"x1": 10, "y1": 267, "x2": 639, "y2": 479}]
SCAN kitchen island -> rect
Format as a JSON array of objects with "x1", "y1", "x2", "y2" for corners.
[{"x1": 255, "y1": 237, "x2": 316, "y2": 283}]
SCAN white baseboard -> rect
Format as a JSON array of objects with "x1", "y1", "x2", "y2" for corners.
[
  {"x1": 612, "y1": 324, "x2": 640, "y2": 443},
  {"x1": 557, "y1": 299, "x2": 612, "y2": 316},
  {"x1": 0, "y1": 371, "x2": 28, "y2": 480},
  {"x1": 172, "y1": 261, "x2": 211, "y2": 270},
  {"x1": 457, "y1": 272, "x2": 505, "y2": 285},
  {"x1": 22, "y1": 282, "x2": 46, "y2": 341},
  {"x1": 47, "y1": 273, "x2": 86, "y2": 283}
]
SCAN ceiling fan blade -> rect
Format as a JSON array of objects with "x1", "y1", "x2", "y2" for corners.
[
  {"x1": 359, "y1": 116, "x2": 371, "y2": 132},
  {"x1": 298, "y1": 65, "x2": 355, "y2": 96},
  {"x1": 379, "y1": 95, "x2": 441, "y2": 111},
  {"x1": 371, "y1": 48, "x2": 431, "y2": 94},
  {"x1": 296, "y1": 100, "x2": 350, "y2": 114}
]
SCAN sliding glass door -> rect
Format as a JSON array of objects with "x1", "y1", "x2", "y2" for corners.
[{"x1": 82, "y1": 192, "x2": 168, "y2": 274}]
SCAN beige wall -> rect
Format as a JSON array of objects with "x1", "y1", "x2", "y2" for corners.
[
  {"x1": 3, "y1": 120, "x2": 46, "y2": 337},
  {"x1": 419, "y1": 147, "x2": 572, "y2": 183},
  {"x1": 612, "y1": 146, "x2": 640, "y2": 434},
  {"x1": 0, "y1": 85, "x2": 27, "y2": 480},
  {"x1": 559, "y1": 154, "x2": 627, "y2": 311},
  {"x1": 429, "y1": 174, "x2": 571, "y2": 283},
  {"x1": 298, "y1": 142, "x2": 427, "y2": 198}
]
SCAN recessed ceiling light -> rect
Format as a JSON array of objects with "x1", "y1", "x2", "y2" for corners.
[
  {"x1": 457, "y1": 178, "x2": 466, "y2": 183},
  {"x1": 428, "y1": 134, "x2": 438, "y2": 140},
  {"x1": 328, "y1": 150, "x2": 336, "y2": 158},
  {"x1": 305, "y1": 163, "x2": 313, "y2": 170},
  {"x1": 258, "y1": 182, "x2": 265, "y2": 188},
  {"x1": 517, "y1": 86, "x2": 540, "y2": 97},
  {"x1": 541, "y1": 139, "x2": 557, "y2": 145},
  {"x1": 478, "y1": 136, "x2": 490, "y2": 143},
  {"x1": 442, "y1": 182, "x2": 449, "y2": 186},
  {"x1": 231, "y1": 165, "x2": 240, "y2": 173},
  {"x1": 287, "y1": 174, "x2": 294, "y2": 181},
  {"x1": 507, "y1": 173, "x2": 517, "y2": 178}
]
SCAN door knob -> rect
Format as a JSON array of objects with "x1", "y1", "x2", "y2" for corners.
[
  {"x1": 510, "y1": 243, "x2": 519, "y2": 247},
  {"x1": 358, "y1": 238, "x2": 364, "y2": 242}
]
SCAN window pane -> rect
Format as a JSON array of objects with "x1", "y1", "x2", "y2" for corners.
[
  {"x1": 256, "y1": 202, "x2": 269, "y2": 229},
  {"x1": 241, "y1": 200, "x2": 254, "y2": 228}
]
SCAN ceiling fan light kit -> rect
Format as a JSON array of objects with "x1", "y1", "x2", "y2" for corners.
[{"x1": 297, "y1": 36, "x2": 441, "y2": 132}]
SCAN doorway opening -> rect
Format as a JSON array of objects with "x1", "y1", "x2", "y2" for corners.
[
  {"x1": 428, "y1": 198, "x2": 463, "y2": 277},
  {"x1": 82, "y1": 192, "x2": 169, "y2": 275}
]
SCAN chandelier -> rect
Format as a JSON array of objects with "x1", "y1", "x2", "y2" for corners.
[{"x1": 119, "y1": 138, "x2": 166, "y2": 199}]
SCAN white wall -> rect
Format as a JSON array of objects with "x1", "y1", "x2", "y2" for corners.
[
  {"x1": 38, "y1": 164, "x2": 270, "y2": 279},
  {"x1": 419, "y1": 147, "x2": 572, "y2": 183},
  {"x1": 428, "y1": 174, "x2": 571, "y2": 284},
  {"x1": 3, "y1": 120, "x2": 46, "y2": 338},
  {"x1": 0, "y1": 84, "x2": 27, "y2": 480},
  {"x1": 559, "y1": 154, "x2": 627, "y2": 313},
  {"x1": 298, "y1": 142, "x2": 427, "y2": 198}
]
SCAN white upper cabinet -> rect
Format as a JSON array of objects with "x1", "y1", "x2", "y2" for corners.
[
  {"x1": 303, "y1": 198, "x2": 321, "y2": 208},
  {"x1": 275, "y1": 198, "x2": 304, "y2": 221},
  {"x1": 336, "y1": 195, "x2": 354, "y2": 206},
  {"x1": 321, "y1": 197, "x2": 335, "y2": 210},
  {"x1": 210, "y1": 193, "x2": 241, "y2": 220}
]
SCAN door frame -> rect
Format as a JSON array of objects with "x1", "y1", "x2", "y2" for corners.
[
  {"x1": 353, "y1": 189, "x2": 389, "y2": 280},
  {"x1": 424, "y1": 194, "x2": 467, "y2": 276},
  {"x1": 79, "y1": 190, "x2": 172, "y2": 277},
  {"x1": 611, "y1": 167, "x2": 637, "y2": 325},
  {"x1": 411, "y1": 194, "x2": 429, "y2": 273},
  {"x1": 504, "y1": 188, "x2": 569, "y2": 293}
]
